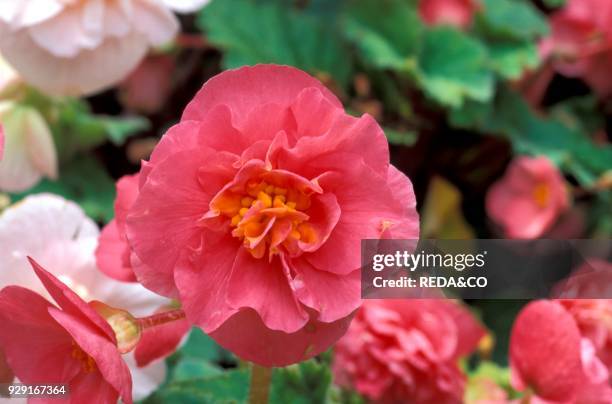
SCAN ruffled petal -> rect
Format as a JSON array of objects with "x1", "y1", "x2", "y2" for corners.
[
  {"x1": 210, "y1": 308, "x2": 354, "y2": 367},
  {"x1": 226, "y1": 250, "x2": 309, "y2": 333},
  {"x1": 182, "y1": 65, "x2": 341, "y2": 125}
]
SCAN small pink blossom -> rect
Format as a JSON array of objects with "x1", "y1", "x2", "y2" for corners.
[
  {"x1": 510, "y1": 300, "x2": 612, "y2": 403},
  {"x1": 0, "y1": 258, "x2": 133, "y2": 403},
  {"x1": 419, "y1": 0, "x2": 479, "y2": 29},
  {"x1": 540, "y1": 0, "x2": 612, "y2": 97},
  {"x1": 119, "y1": 55, "x2": 176, "y2": 114},
  {"x1": 333, "y1": 300, "x2": 486, "y2": 403},
  {"x1": 0, "y1": 194, "x2": 168, "y2": 400},
  {"x1": 486, "y1": 156, "x2": 569, "y2": 239},
  {"x1": 100, "y1": 64, "x2": 420, "y2": 366}
]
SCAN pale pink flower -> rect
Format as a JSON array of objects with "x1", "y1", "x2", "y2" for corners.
[
  {"x1": 0, "y1": 194, "x2": 167, "y2": 400},
  {"x1": 333, "y1": 300, "x2": 486, "y2": 404},
  {"x1": 0, "y1": 103, "x2": 57, "y2": 192},
  {"x1": 486, "y1": 156, "x2": 569, "y2": 239},
  {"x1": 100, "y1": 64, "x2": 420, "y2": 366},
  {"x1": 0, "y1": 0, "x2": 203, "y2": 96}
]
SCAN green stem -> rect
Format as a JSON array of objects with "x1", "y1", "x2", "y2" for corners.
[{"x1": 249, "y1": 364, "x2": 272, "y2": 404}]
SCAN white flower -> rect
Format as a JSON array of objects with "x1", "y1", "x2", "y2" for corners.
[
  {"x1": 0, "y1": 54, "x2": 21, "y2": 99},
  {"x1": 0, "y1": 0, "x2": 191, "y2": 96},
  {"x1": 0, "y1": 194, "x2": 169, "y2": 400},
  {"x1": 163, "y1": 0, "x2": 212, "y2": 13},
  {"x1": 0, "y1": 103, "x2": 57, "y2": 192}
]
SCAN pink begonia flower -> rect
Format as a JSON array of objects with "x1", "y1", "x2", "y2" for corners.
[
  {"x1": 486, "y1": 156, "x2": 569, "y2": 239},
  {"x1": 510, "y1": 300, "x2": 612, "y2": 403},
  {"x1": 333, "y1": 300, "x2": 486, "y2": 404},
  {"x1": 0, "y1": 258, "x2": 133, "y2": 404},
  {"x1": 418, "y1": 0, "x2": 479, "y2": 29},
  {"x1": 540, "y1": 0, "x2": 612, "y2": 97},
  {"x1": 0, "y1": 194, "x2": 168, "y2": 400},
  {"x1": 0, "y1": 103, "x2": 57, "y2": 192},
  {"x1": 0, "y1": 0, "x2": 207, "y2": 96},
  {"x1": 99, "y1": 64, "x2": 419, "y2": 366}
]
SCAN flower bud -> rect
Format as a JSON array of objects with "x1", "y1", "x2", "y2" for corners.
[{"x1": 90, "y1": 300, "x2": 142, "y2": 354}]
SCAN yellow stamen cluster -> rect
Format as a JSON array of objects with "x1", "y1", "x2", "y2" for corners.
[
  {"x1": 71, "y1": 342, "x2": 96, "y2": 373},
  {"x1": 532, "y1": 183, "x2": 550, "y2": 208},
  {"x1": 217, "y1": 180, "x2": 317, "y2": 259}
]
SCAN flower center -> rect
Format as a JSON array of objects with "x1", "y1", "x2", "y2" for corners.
[
  {"x1": 212, "y1": 180, "x2": 318, "y2": 259},
  {"x1": 532, "y1": 183, "x2": 550, "y2": 208},
  {"x1": 71, "y1": 342, "x2": 96, "y2": 373}
]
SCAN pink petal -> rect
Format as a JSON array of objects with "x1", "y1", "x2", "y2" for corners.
[
  {"x1": 276, "y1": 111, "x2": 389, "y2": 178},
  {"x1": 174, "y1": 232, "x2": 239, "y2": 333},
  {"x1": 96, "y1": 219, "x2": 137, "y2": 282},
  {"x1": 29, "y1": 257, "x2": 116, "y2": 343},
  {"x1": 127, "y1": 148, "x2": 234, "y2": 297},
  {"x1": 291, "y1": 259, "x2": 361, "y2": 323},
  {"x1": 210, "y1": 308, "x2": 354, "y2": 367},
  {"x1": 0, "y1": 347, "x2": 11, "y2": 383},
  {"x1": 307, "y1": 159, "x2": 419, "y2": 275},
  {"x1": 226, "y1": 249, "x2": 309, "y2": 333},
  {"x1": 296, "y1": 192, "x2": 341, "y2": 253},
  {"x1": 68, "y1": 371, "x2": 121, "y2": 404},
  {"x1": 48, "y1": 308, "x2": 132, "y2": 404},
  {"x1": 0, "y1": 124, "x2": 3, "y2": 160},
  {"x1": 115, "y1": 174, "x2": 140, "y2": 233},
  {"x1": 510, "y1": 300, "x2": 583, "y2": 401},
  {"x1": 0, "y1": 286, "x2": 79, "y2": 383},
  {"x1": 438, "y1": 300, "x2": 486, "y2": 359},
  {"x1": 182, "y1": 65, "x2": 342, "y2": 125}
]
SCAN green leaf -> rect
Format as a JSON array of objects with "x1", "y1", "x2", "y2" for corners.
[
  {"x1": 9, "y1": 157, "x2": 116, "y2": 222},
  {"x1": 384, "y1": 128, "x2": 418, "y2": 146},
  {"x1": 542, "y1": 0, "x2": 566, "y2": 9},
  {"x1": 144, "y1": 369, "x2": 250, "y2": 404},
  {"x1": 465, "y1": 361, "x2": 515, "y2": 403},
  {"x1": 476, "y1": 0, "x2": 548, "y2": 41},
  {"x1": 549, "y1": 95, "x2": 605, "y2": 136},
  {"x1": 342, "y1": 0, "x2": 423, "y2": 72},
  {"x1": 416, "y1": 27, "x2": 494, "y2": 107},
  {"x1": 485, "y1": 40, "x2": 539, "y2": 79},
  {"x1": 198, "y1": 0, "x2": 352, "y2": 88},
  {"x1": 450, "y1": 88, "x2": 612, "y2": 185},
  {"x1": 270, "y1": 359, "x2": 332, "y2": 404},
  {"x1": 172, "y1": 359, "x2": 223, "y2": 382},
  {"x1": 176, "y1": 328, "x2": 234, "y2": 364},
  {"x1": 21, "y1": 93, "x2": 148, "y2": 162}
]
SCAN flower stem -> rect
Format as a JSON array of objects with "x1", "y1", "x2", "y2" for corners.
[
  {"x1": 249, "y1": 364, "x2": 272, "y2": 404},
  {"x1": 136, "y1": 309, "x2": 186, "y2": 331}
]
